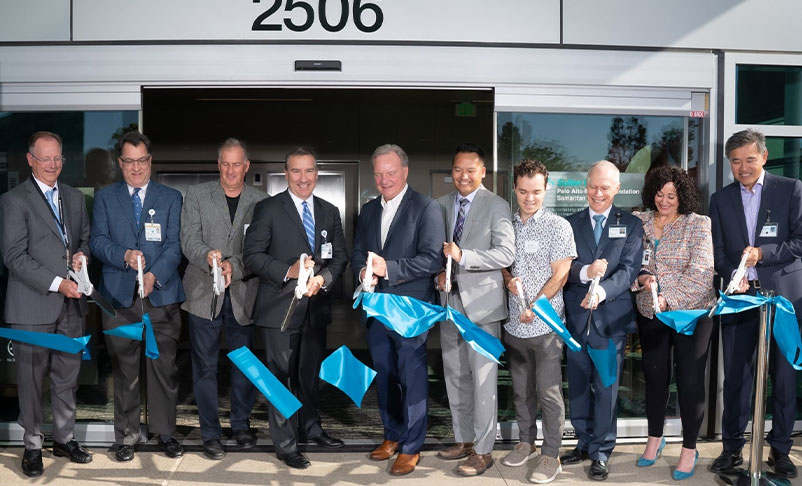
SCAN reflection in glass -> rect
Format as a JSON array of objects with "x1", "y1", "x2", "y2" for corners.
[
  {"x1": 766, "y1": 137, "x2": 802, "y2": 181},
  {"x1": 736, "y1": 64, "x2": 802, "y2": 126}
]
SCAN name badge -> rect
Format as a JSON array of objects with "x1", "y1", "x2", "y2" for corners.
[
  {"x1": 642, "y1": 248, "x2": 652, "y2": 266},
  {"x1": 144, "y1": 223, "x2": 162, "y2": 242},
  {"x1": 609, "y1": 225, "x2": 627, "y2": 239},
  {"x1": 525, "y1": 240, "x2": 540, "y2": 253},
  {"x1": 244, "y1": 223, "x2": 250, "y2": 236},
  {"x1": 321, "y1": 242, "x2": 333, "y2": 259},
  {"x1": 759, "y1": 223, "x2": 778, "y2": 238}
]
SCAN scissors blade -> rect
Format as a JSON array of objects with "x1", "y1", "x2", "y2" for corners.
[
  {"x1": 88, "y1": 288, "x2": 117, "y2": 317},
  {"x1": 211, "y1": 294, "x2": 218, "y2": 320},
  {"x1": 281, "y1": 297, "x2": 300, "y2": 332}
]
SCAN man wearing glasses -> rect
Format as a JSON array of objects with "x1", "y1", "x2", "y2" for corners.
[
  {"x1": 90, "y1": 130, "x2": 185, "y2": 462},
  {"x1": 0, "y1": 131, "x2": 92, "y2": 477}
]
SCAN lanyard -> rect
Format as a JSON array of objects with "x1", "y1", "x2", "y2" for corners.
[{"x1": 30, "y1": 177, "x2": 71, "y2": 267}]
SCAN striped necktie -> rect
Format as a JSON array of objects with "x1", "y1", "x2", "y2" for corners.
[
  {"x1": 452, "y1": 197, "x2": 469, "y2": 245},
  {"x1": 302, "y1": 200, "x2": 315, "y2": 251}
]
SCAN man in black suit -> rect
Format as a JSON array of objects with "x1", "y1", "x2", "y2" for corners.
[
  {"x1": 709, "y1": 129, "x2": 801, "y2": 479},
  {"x1": 243, "y1": 147, "x2": 348, "y2": 469}
]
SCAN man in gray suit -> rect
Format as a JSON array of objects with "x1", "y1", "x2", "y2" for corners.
[
  {"x1": 0, "y1": 131, "x2": 93, "y2": 477},
  {"x1": 435, "y1": 143, "x2": 515, "y2": 476},
  {"x1": 181, "y1": 138, "x2": 267, "y2": 460}
]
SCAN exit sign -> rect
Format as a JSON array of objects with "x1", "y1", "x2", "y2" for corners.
[
  {"x1": 690, "y1": 110, "x2": 706, "y2": 118},
  {"x1": 455, "y1": 102, "x2": 476, "y2": 117}
]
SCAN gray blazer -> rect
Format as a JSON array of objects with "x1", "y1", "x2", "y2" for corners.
[
  {"x1": 0, "y1": 177, "x2": 91, "y2": 325},
  {"x1": 437, "y1": 187, "x2": 515, "y2": 324},
  {"x1": 181, "y1": 181, "x2": 268, "y2": 325}
]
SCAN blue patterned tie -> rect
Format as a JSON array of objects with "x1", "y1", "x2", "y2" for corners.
[
  {"x1": 452, "y1": 197, "x2": 469, "y2": 244},
  {"x1": 593, "y1": 214, "x2": 605, "y2": 244},
  {"x1": 302, "y1": 200, "x2": 315, "y2": 251},
  {"x1": 132, "y1": 187, "x2": 142, "y2": 226},
  {"x1": 46, "y1": 188, "x2": 60, "y2": 223}
]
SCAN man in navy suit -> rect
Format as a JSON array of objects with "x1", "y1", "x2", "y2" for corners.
[
  {"x1": 709, "y1": 129, "x2": 800, "y2": 479},
  {"x1": 352, "y1": 144, "x2": 444, "y2": 476},
  {"x1": 560, "y1": 160, "x2": 642, "y2": 481},
  {"x1": 90, "y1": 131, "x2": 185, "y2": 462}
]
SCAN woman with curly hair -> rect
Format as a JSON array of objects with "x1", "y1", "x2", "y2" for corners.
[{"x1": 632, "y1": 165, "x2": 716, "y2": 480}]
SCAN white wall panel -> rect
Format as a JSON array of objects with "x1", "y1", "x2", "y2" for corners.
[{"x1": 0, "y1": 0, "x2": 70, "y2": 42}]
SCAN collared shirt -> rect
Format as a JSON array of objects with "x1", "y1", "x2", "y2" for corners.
[
  {"x1": 288, "y1": 189, "x2": 315, "y2": 224},
  {"x1": 740, "y1": 170, "x2": 765, "y2": 281},
  {"x1": 380, "y1": 184, "x2": 408, "y2": 247},
  {"x1": 579, "y1": 204, "x2": 613, "y2": 284},
  {"x1": 505, "y1": 207, "x2": 577, "y2": 339},
  {"x1": 452, "y1": 187, "x2": 480, "y2": 265},
  {"x1": 34, "y1": 176, "x2": 66, "y2": 293},
  {"x1": 127, "y1": 181, "x2": 149, "y2": 201}
]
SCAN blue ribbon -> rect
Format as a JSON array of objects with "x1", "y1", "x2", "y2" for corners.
[
  {"x1": 354, "y1": 291, "x2": 505, "y2": 362},
  {"x1": 228, "y1": 346, "x2": 302, "y2": 419},
  {"x1": 319, "y1": 345, "x2": 377, "y2": 407},
  {"x1": 102, "y1": 312, "x2": 160, "y2": 359},
  {"x1": 530, "y1": 296, "x2": 582, "y2": 352},
  {"x1": 587, "y1": 338, "x2": 618, "y2": 388},
  {"x1": 0, "y1": 327, "x2": 91, "y2": 354},
  {"x1": 655, "y1": 309, "x2": 708, "y2": 336}
]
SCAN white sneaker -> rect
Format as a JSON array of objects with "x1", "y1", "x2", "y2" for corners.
[
  {"x1": 528, "y1": 455, "x2": 562, "y2": 484},
  {"x1": 502, "y1": 442, "x2": 536, "y2": 467}
]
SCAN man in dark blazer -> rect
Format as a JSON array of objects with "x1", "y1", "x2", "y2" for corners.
[
  {"x1": 181, "y1": 138, "x2": 267, "y2": 460},
  {"x1": 90, "y1": 131, "x2": 185, "y2": 462},
  {"x1": 561, "y1": 160, "x2": 643, "y2": 481},
  {"x1": 709, "y1": 129, "x2": 800, "y2": 479},
  {"x1": 243, "y1": 147, "x2": 348, "y2": 469},
  {"x1": 0, "y1": 131, "x2": 93, "y2": 476},
  {"x1": 352, "y1": 143, "x2": 444, "y2": 476}
]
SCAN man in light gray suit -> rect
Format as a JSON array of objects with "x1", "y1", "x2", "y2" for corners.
[
  {"x1": 435, "y1": 143, "x2": 515, "y2": 476},
  {"x1": 181, "y1": 138, "x2": 267, "y2": 460},
  {"x1": 0, "y1": 131, "x2": 93, "y2": 477}
]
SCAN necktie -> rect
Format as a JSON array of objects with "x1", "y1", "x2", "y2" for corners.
[
  {"x1": 132, "y1": 187, "x2": 142, "y2": 226},
  {"x1": 302, "y1": 200, "x2": 315, "y2": 251},
  {"x1": 593, "y1": 214, "x2": 605, "y2": 244},
  {"x1": 452, "y1": 197, "x2": 470, "y2": 245},
  {"x1": 46, "y1": 188, "x2": 60, "y2": 223}
]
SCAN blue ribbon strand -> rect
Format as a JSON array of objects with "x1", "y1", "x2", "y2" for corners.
[
  {"x1": 655, "y1": 309, "x2": 708, "y2": 336},
  {"x1": 102, "y1": 312, "x2": 160, "y2": 359},
  {"x1": 587, "y1": 338, "x2": 618, "y2": 388},
  {"x1": 319, "y1": 345, "x2": 377, "y2": 407},
  {"x1": 228, "y1": 346, "x2": 302, "y2": 419},
  {"x1": 446, "y1": 308, "x2": 505, "y2": 364},
  {"x1": 0, "y1": 327, "x2": 91, "y2": 355},
  {"x1": 530, "y1": 296, "x2": 582, "y2": 352}
]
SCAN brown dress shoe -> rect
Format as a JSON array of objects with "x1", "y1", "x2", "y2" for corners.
[
  {"x1": 369, "y1": 440, "x2": 399, "y2": 461},
  {"x1": 437, "y1": 442, "x2": 474, "y2": 460},
  {"x1": 390, "y1": 453, "x2": 420, "y2": 476},
  {"x1": 457, "y1": 452, "x2": 493, "y2": 476}
]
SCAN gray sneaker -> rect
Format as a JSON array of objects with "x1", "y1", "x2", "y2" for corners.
[
  {"x1": 502, "y1": 442, "x2": 536, "y2": 467},
  {"x1": 529, "y1": 455, "x2": 562, "y2": 484}
]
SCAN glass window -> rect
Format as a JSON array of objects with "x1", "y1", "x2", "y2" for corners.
[
  {"x1": 766, "y1": 136, "x2": 802, "y2": 180},
  {"x1": 736, "y1": 64, "x2": 802, "y2": 126}
]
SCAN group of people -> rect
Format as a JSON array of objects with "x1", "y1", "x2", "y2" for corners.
[{"x1": 0, "y1": 128, "x2": 798, "y2": 483}]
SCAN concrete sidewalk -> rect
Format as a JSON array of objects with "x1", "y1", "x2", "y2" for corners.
[{"x1": 1, "y1": 439, "x2": 800, "y2": 485}]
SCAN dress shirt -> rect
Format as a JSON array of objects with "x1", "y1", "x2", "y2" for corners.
[
  {"x1": 288, "y1": 189, "x2": 315, "y2": 224},
  {"x1": 377, "y1": 184, "x2": 409, "y2": 281},
  {"x1": 127, "y1": 181, "x2": 149, "y2": 202},
  {"x1": 34, "y1": 176, "x2": 66, "y2": 293},
  {"x1": 579, "y1": 205, "x2": 613, "y2": 292},
  {"x1": 452, "y1": 188, "x2": 480, "y2": 265},
  {"x1": 740, "y1": 170, "x2": 765, "y2": 281}
]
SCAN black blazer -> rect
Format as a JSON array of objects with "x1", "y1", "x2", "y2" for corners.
[{"x1": 243, "y1": 190, "x2": 348, "y2": 330}]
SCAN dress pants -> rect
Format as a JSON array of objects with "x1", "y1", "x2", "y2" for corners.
[
  {"x1": 11, "y1": 299, "x2": 83, "y2": 450},
  {"x1": 188, "y1": 292, "x2": 256, "y2": 442},
  {"x1": 721, "y1": 306, "x2": 799, "y2": 454},
  {"x1": 566, "y1": 332, "x2": 625, "y2": 461},
  {"x1": 103, "y1": 296, "x2": 181, "y2": 445},
  {"x1": 367, "y1": 318, "x2": 429, "y2": 455},
  {"x1": 261, "y1": 317, "x2": 325, "y2": 456},
  {"x1": 504, "y1": 331, "x2": 565, "y2": 458},
  {"x1": 440, "y1": 292, "x2": 499, "y2": 454}
]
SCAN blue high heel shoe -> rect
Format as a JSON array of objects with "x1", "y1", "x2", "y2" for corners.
[
  {"x1": 636, "y1": 437, "x2": 666, "y2": 467},
  {"x1": 672, "y1": 450, "x2": 699, "y2": 480}
]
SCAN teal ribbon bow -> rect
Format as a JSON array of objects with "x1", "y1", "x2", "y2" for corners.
[
  {"x1": 655, "y1": 309, "x2": 708, "y2": 336},
  {"x1": 587, "y1": 338, "x2": 618, "y2": 388},
  {"x1": 102, "y1": 312, "x2": 160, "y2": 359},
  {"x1": 530, "y1": 296, "x2": 582, "y2": 352},
  {"x1": 0, "y1": 327, "x2": 91, "y2": 355},
  {"x1": 228, "y1": 346, "x2": 302, "y2": 419},
  {"x1": 319, "y1": 345, "x2": 377, "y2": 407}
]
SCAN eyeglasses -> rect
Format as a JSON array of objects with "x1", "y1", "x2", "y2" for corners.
[
  {"x1": 119, "y1": 155, "x2": 152, "y2": 166},
  {"x1": 30, "y1": 154, "x2": 65, "y2": 164}
]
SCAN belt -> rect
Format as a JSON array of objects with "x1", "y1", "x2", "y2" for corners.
[{"x1": 748, "y1": 279, "x2": 761, "y2": 290}]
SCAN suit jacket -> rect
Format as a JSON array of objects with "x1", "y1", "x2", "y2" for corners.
[
  {"x1": 352, "y1": 187, "x2": 444, "y2": 304},
  {"x1": 0, "y1": 178, "x2": 90, "y2": 324},
  {"x1": 710, "y1": 172, "x2": 802, "y2": 311},
  {"x1": 181, "y1": 181, "x2": 268, "y2": 325},
  {"x1": 564, "y1": 205, "x2": 643, "y2": 339},
  {"x1": 436, "y1": 187, "x2": 515, "y2": 324},
  {"x1": 243, "y1": 190, "x2": 348, "y2": 330},
  {"x1": 90, "y1": 180, "x2": 185, "y2": 308}
]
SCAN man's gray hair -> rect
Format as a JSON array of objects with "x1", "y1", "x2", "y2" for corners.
[
  {"x1": 371, "y1": 144, "x2": 409, "y2": 167},
  {"x1": 587, "y1": 160, "x2": 620, "y2": 183},
  {"x1": 725, "y1": 129, "x2": 766, "y2": 158},
  {"x1": 218, "y1": 138, "x2": 249, "y2": 160}
]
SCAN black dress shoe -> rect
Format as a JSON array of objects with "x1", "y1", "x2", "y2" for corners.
[
  {"x1": 233, "y1": 429, "x2": 257, "y2": 449},
  {"x1": 308, "y1": 431, "x2": 344, "y2": 449},
  {"x1": 21, "y1": 449, "x2": 43, "y2": 477},
  {"x1": 159, "y1": 437, "x2": 184, "y2": 458},
  {"x1": 278, "y1": 451, "x2": 311, "y2": 469},
  {"x1": 53, "y1": 439, "x2": 93, "y2": 464},
  {"x1": 710, "y1": 449, "x2": 743, "y2": 473},
  {"x1": 203, "y1": 439, "x2": 226, "y2": 460},
  {"x1": 560, "y1": 447, "x2": 589, "y2": 465},
  {"x1": 768, "y1": 448, "x2": 798, "y2": 479},
  {"x1": 115, "y1": 444, "x2": 135, "y2": 462},
  {"x1": 589, "y1": 459, "x2": 609, "y2": 481}
]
